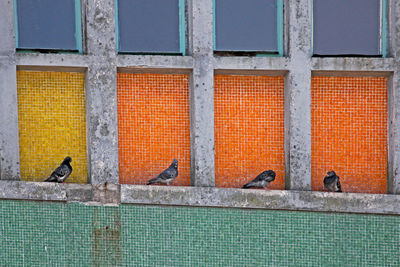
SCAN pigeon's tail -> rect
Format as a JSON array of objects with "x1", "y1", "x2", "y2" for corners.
[
  {"x1": 147, "y1": 177, "x2": 159, "y2": 185},
  {"x1": 242, "y1": 183, "x2": 252, "y2": 189},
  {"x1": 45, "y1": 176, "x2": 56, "y2": 182}
]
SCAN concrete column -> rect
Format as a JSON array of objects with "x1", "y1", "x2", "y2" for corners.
[
  {"x1": 286, "y1": 0, "x2": 312, "y2": 190},
  {"x1": 189, "y1": 0, "x2": 215, "y2": 186},
  {"x1": 0, "y1": 0, "x2": 20, "y2": 180},
  {"x1": 388, "y1": 0, "x2": 400, "y2": 194},
  {"x1": 85, "y1": 0, "x2": 119, "y2": 184}
]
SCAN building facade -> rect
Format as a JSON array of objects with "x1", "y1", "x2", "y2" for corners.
[{"x1": 0, "y1": 0, "x2": 399, "y2": 265}]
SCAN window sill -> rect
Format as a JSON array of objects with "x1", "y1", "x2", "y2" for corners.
[{"x1": 0, "y1": 181, "x2": 399, "y2": 215}]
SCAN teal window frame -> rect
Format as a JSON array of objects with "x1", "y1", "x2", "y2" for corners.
[
  {"x1": 115, "y1": 0, "x2": 186, "y2": 56},
  {"x1": 14, "y1": 0, "x2": 83, "y2": 53},
  {"x1": 311, "y1": 0, "x2": 387, "y2": 57},
  {"x1": 213, "y1": 0, "x2": 283, "y2": 57}
]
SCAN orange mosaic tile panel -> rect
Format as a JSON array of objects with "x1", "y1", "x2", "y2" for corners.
[
  {"x1": 117, "y1": 73, "x2": 190, "y2": 185},
  {"x1": 17, "y1": 71, "x2": 88, "y2": 183},
  {"x1": 214, "y1": 75, "x2": 285, "y2": 189},
  {"x1": 311, "y1": 77, "x2": 388, "y2": 194}
]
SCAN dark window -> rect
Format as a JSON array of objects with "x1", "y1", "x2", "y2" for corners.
[
  {"x1": 313, "y1": 0, "x2": 384, "y2": 56},
  {"x1": 117, "y1": 0, "x2": 185, "y2": 54},
  {"x1": 214, "y1": 0, "x2": 282, "y2": 54},
  {"x1": 15, "y1": 0, "x2": 82, "y2": 52}
]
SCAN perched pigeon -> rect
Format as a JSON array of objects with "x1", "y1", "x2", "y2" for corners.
[
  {"x1": 45, "y1": 156, "x2": 72, "y2": 183},
  {"x1": 242, "y1": 170, "x2": 276, "y2": 190},
  {"x1": 323, "y1": 171, "x2": 342, "y2": 192},
  {"x1": 147, "y1": 159, "x2": 178, "y2": 185}
]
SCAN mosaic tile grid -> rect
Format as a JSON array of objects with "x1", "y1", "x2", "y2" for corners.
[
  {"x1": 214, "y1": 75, "x2": 285, "y2": 189},
  {"x1": 17, "y1": 71, "x2": 88, "y2": 183},
  {"x1": 0, "y1": 200, "x2": 120, "y2": 266},
  {"x1": 311, "y1": 76, "x2": 388, "y2": 194},
  {"x1": 1, "y1": 200, "x2": 399, "y2": 266},
  {"x1": 117, "y1": 73, "x2": 190, "y2": 186}
]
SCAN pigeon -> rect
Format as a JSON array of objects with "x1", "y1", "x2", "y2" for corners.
[
  {"x1": 242, "y1": 170, "x2": 276, "y2": 190},
  {"x1": 323, "y1": 171, "x2": 342, "y2": 192},
  {"x1": 147, "y1": 159, "x2": 178, "y2": 185},
  {"x1": 45, "y1": 156, "x2": 72, "y2": 183}
]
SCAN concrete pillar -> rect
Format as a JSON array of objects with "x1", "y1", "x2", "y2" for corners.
[
  {"x1": 286, "y1": 0, "x2": 312, "y2": 190},
  {"x1": 388, "y1": 0, "x2": 400, "y2": 193},
  {"x1": 0, "y1": 0, "x2": 20, "y2": 180},
  {"x1": 85, "y1": 0, "x2": 119, "y2": 184},
  {"x1": 189, "y1": 0, "x2": 215, "y2": 186}
]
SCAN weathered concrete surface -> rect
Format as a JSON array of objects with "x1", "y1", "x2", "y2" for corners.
[
  {"x1": 0, "y1": 181, "x2": 120, "y2": 204},
  {"x1": 1, "y1": 181, "x2": 400, "y2": 215},
  {"x1": 0, "y1": 57, "x2": 20, "y2": 181},
  {"x1": 16, "y1": 53, "x2": 89, "y2": 69},
  {"x1": 312, "y1": 57, "x2": 395, "y2": 72},
  {"x1": 122, "y1": 185, "x2": 400, "y2": 215},
  {"x1": 92, "y1": 182, "x2": 120, "y2": 204},
  {"x1": 117, "y1": 55, "x2": 193, "y2": 69},
  {"x1": 65, "y1": 183, "x2": 93, "y2": 202},
  {"x1": 85, "y1": 0, "x2": 119, "y2": 184},
  {"x1": 189, "y1": 0, "x2": 215, "y2": 187},
  {"x1": 0, "y1": 181, "x2": 66, "y2": 201},
  {"x1": 389, "y1": 1, "x2": 400, "y2": 194},
  {"x1": 286, "y1": 0, "x2": 312, "y2": 190},
  {"x1": 214, "y1": 56, "x2": 289, "y2": 71},
  {"x1": 0, "y1": 0, "x2": 15, "y2": 56},
  {"x1": 0, "y1": 0, "x2": 19, "y2": 181}
]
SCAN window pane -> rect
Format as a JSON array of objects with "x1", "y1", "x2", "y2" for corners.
[
  {"x1": 16, "y1": 0, "x2": 78, "y2": 51},
  {"x1": 118, "y1": 0, "x2": 181, "y2": 53},
  {"x1": 313, "y1": 0, "x2": 381, "y2": 56},
  {"x1": 215, "y1": 0, "x2": 278, "y2": 52}
]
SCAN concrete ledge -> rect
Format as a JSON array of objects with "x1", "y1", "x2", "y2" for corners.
[
  {"x1": 0, "y1": 181, "x2": 66, "y2": 201},
  {"x1": 214, "y1": 56, "x2": 289, "y2": 71},
  {"x1": 117, "y1": 55, "x2": 193, "y2": 70},
  {"x1": 1, "y1": 181, "x2": 400, "y2": 215},
  {"x1": 312, "y1": 57, "x2": 395, "y2": 73},
  {"x1": 121, "y1": 185, "x2": 400, "y2": 215},
  {"x1": 16, "y1": 53, "x2": 89, "y2": 70},
  {"x1": 0, "y1": 181, "x2": 118, "y2": 204}
]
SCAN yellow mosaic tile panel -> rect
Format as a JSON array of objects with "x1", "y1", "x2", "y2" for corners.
[{"x1": 17, "y1": 71, "x2": 88, "y2": 183}]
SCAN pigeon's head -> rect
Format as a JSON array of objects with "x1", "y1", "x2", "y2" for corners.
[
  {"x1": 171, "y1": 159, "x2": 178, "y2": 169},
  {"x1": 327, "y1": 171, "x2": 336, "y2": 177},
  {"x1": 267, "y1": 170, "x2": 276, "y2": 178},
  {"x1": 63, "y1": 156, "x2": 72, "y2": 164}
]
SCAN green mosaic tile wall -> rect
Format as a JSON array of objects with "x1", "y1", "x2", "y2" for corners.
[{"x1": 0, "y1": 200, "x2": 399, "y2": 266}]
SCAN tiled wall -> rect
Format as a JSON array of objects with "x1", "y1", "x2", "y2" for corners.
[
  {"x1": 17, "y1": 71, "x2": 88, "y2": 183},
  {"x1": 1, "y1": 200, "x2": 399, "y2": 266},
  {"x1": 214, "y1": 75, "x2": 285, "y2": 189},
  {"x1": 117, "y1": 73, "x2": 190, "y2": 186},
  {"x1": 311, "y1": 76, "x2": 388, "y2": 194}
]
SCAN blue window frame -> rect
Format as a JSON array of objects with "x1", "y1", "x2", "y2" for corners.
[
  {"x1": 312, "y1": 0, "x2": 387, "y2": 57},
  {"x1": 116, "y1": 0, "x2": 186, "y2": 55},
  {"x1": 213, "y1": 0, "x2": 283, "y2": 56},
  {"x1": 14, "y1": 0, "x2": 82, "y2": 53}
]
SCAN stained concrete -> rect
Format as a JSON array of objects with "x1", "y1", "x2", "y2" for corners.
[
  {"x1": 389, "y1": 0, "x2": 400, "y2": 194},
  {"x1": 1, "y1": 181, "x2": 399, "y2": 215},
  {"x1": 214, "y1": 56, "x2": 289, "y2": 71},
  {"x1": 0, "y1": 0, "x2": 19, "y2": 181},
  {"x1": 285, "y1": 0, "x2": 312, "y2": 190},
  {"x1": 189, "y1": 0, "x2": 215, "y2": 187},
  {"x1": 85, "y1": 0, "x2": 119, "y2": 184},
  {"x1": 0, "y1": 181, "x2": 66, "y2": 201},
  {"x1": 121, "y1": 185, "x2": 400, "y2": 215}
]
